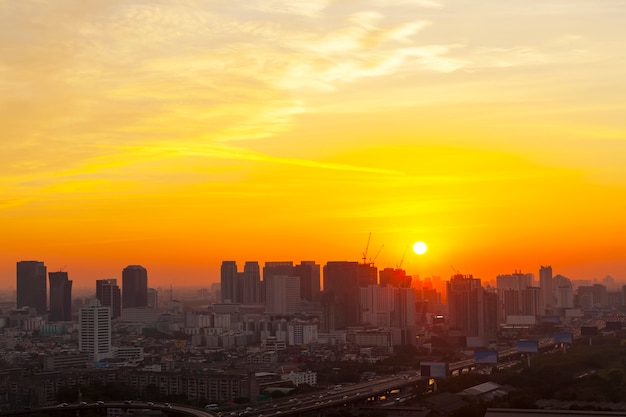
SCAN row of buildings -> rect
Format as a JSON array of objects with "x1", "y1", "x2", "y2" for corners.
[{"x1": 15, "y1": 261, "x2": 154, "y2": 321}]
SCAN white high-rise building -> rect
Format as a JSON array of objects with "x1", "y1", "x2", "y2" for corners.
[
  {"x1": 287, "y1": 322, "x2": 318, "y2": 345},
  {"x1": 79, "y1": 299, "x2": 112, "y2": 362},
  {"x1": 265, "y1": 275, "x2": 300, "y2": 314}
]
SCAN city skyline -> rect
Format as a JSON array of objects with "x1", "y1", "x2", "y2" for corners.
[{"x1": 2, "y1": 1, "x2": 626, "y2": 288}]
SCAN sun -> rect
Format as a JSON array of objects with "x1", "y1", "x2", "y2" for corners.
[{"x1": 413, "y1": 241, "x2": 427, "y2": 255}]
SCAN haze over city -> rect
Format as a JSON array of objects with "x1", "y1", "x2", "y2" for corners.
[{"x1": 2, "y1": 0, "x2": 626, "y2": 288}]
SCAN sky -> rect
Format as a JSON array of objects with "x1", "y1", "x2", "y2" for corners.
[{"x1": 2, "y1": 0, "x2": 626, "y2": 290}]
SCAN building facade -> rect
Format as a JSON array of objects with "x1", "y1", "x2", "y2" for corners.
[
  {"x1": 122, "y1": 265, "x2": 148, "y2": 308},
  {"x1": 96, "y1": 279, "x2": 121, "y2": 319},
  {"x1": 16, "y1": 260, "x2": 47, "y2": 314},
  {"x1": 48, "y1": 271, "x2": 72, "y2": 322},
  {"x1": 79, "y1": 299, "x2": 112, "y2": 362}
]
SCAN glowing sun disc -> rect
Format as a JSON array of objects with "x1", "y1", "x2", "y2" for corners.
[{"x1": 413, "y1": 241, "x2": 427, "y2": 255}]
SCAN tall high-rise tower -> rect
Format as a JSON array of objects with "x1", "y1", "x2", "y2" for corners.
[
  {"x1": 446, "y1": 274, "x2": 486, "y2": 338},
  {"x1": 241, "y1": 261, "x2": 261, "y2": 305},
  {"x1": 220, "y1": 261, "x2": 238, "y2": 303},
  {"x1": 122, "y1": 265, "x2": 148, "y2": 309},
  {"x1": 265, "y1": 275, "x2": 301, "y2": 315},
  {"x1": 323, "y1": 261, "x2": 360, "y2": 330},
  {"x1": 295, "y1": 261, "x2": 321, "y2": 302},
  {"x1": 16, "y1": 261, "x2": 47, "y2": 314},
  {"x1": 539, "y1": 265, "x2": 553, "y2": 315},
  {"x1": 79, "y1": 299, "x2": 112, "y2": 362},
  {"x1": 96, "y1": 279, "x2": 121, "y2": 318},
  {"x1": 49, "y1": 271, "x2": 72, "y2": 322}
]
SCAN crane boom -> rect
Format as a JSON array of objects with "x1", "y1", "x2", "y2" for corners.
[
  {"x1": 371, "y1": 244, "x2": 384, "y2": 265},
  {"x1": 362, "y1": 232, "x2": 371, "y2": 264},
  {"x1": 397, "y1": 245, "x2": 409, "y2": 269}
]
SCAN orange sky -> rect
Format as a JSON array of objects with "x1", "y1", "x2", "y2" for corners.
[{"x1": 2, "y1": 0, "x2": 626, "y2": 290}]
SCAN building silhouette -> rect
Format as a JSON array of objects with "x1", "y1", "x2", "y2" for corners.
[
  {"x1": 16, "y1": 260, "x2": 47, "y2": 314},
  {"x1": 446, "y1": 274, "x2": 498, "y2": 339},
  {"x1": 379, "y1": 267, "x2": 412, "y2": 288},
  {"x1": 122, "y1": 265, "x2": 148, "y2": 308},
  {"x1": 79, "y1": 299, "x2": 112, "y2": 362},
  {"x1": 48, "y1": 271, "x2": 72, "y2": 322},
  {"x1": 265, "y1": 275, "x2": 301, "y2": 315},
  {"x1": 295, "y1": 261, "x2": 321, "y2": 302},
  {"x1": 322, "y1": 261, "x2": 360, "y2": 330},
  {"x1": 539, "y1": 265, "x2": 553, "y2": 315},
  {"x1": 96, "y1": 279, "x2": 121, "y2": 319},
  {"x1": 241, "y1": 261, "x2": 261, "y2": 305},
  {"x1": 220, "y1": 261, "x2": 238, "y2": 303},
  {"x1": 147, "y1": 287, "x2": 158, "y2": 308}
]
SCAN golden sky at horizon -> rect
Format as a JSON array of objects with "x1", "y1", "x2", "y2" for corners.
[{"x1": 2, "y1": 0, "x2": 626, "y2": 288}]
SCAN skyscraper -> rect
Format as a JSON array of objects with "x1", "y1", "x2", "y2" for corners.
[
  {"x1": 79, "y1": 299, "x2": 112, "y2": 362},
  {"x1": 322, "y1": 261, "x2": 360, "y2": 330},
  {"x1": 241, "y1": 261, "x2": 261, "y2": 305},
  {"x1": 96, "y1": 279, "x2": 121, "y2": 319},
  {"x1": 49, "y1": 271, "x2": 72, "y2": 322},
  {"x1": 539, "y1": 265, "x2": 553, "y2": 315},
  {"x1": 122, "y1": 265, "x2": 148, "y2": 309},
  {"x1": 295, "y1": 261, "x2": 321, "y2": 302},
  {"x1": 265, "y1": 275, "x2": 301, "y2": 315},
  {"x1": 16, "y1": 260, "x2": 47, "y2": 314},
  {"x1": 220, "y1": 261, "x2": 238, "y2": 303},
  {"x1": 446, "y1": 274, "x2": 486, "y2": 338}
]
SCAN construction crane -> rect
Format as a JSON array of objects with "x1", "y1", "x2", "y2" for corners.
[
  {"x1": 397, "y1": 245, "x2": 409, "y2": 269},
  {"x1": 371, "y1": 244, "x2": 384, "y2": 265},
  {"x1": 362, "y1": 232, "x2": 371, "y2": 264}
]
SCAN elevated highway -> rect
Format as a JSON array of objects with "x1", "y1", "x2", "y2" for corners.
[{"x1": 1, "y1": 401, "x2": 218, "y2": 416}]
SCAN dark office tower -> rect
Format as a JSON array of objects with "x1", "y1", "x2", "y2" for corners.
[
  {"x1": 96, "y1": 279, "x2": 121, "y2": 318},
  {"x1": 220, "y1": 261, "x2": 238, "y2": 303},
  {"x1": 379, "y1": 267, "x2": 412, "y2": 288},
  {"x1": 446, "y1": 274, "x2": 486, "y2": 338},
  {"x1": 295, "y1": 261, "x2": 321, "y2": 302},
  {"x1": 49, "y1": 271, "x2": 72, "y2": 321},
  {"x1": 358, "y1": 263, "x2": 377, "y2": 286},
  {"x1": 323, "y1": 261, "x2": 360, "y2": 330},
  {"x1": 241, "y1": 261, "x2": 261, "y2": 305},
  {"x1": 122, "y1": 265, "x2": 148, "y2": 308},
  {"x1": 483, "y1": 290, "x2": 499, "y2": 340},
  {"x1": 263, "y1": 261, "x2": 294, "y2": 279},
  {"x1": 16, "y1": 261, "x2": 47, "y2": 314}
]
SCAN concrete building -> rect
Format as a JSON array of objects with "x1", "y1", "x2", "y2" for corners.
[
  {"x1": 539, "y1": 265, "x2": 553, "y2": 315},
  {"x1": 79, "y1": 299, "x2": 112, "y2": 362},
  {"x1": 16, "y1": 260, "x2": 47, "y2": 314},
  {"x1": 96, "y1": 279, "x2": 121, "y2": 319},
  {"x1": 220, "y1": 260, "x2": 239, "y2": 303},
  {"x1": 287, "y1": 321, "x2": 318, "y2": 345},
  {"x1": 122, "y1": 265, "x2": 148, "y2": 308},
  {"x1": 48, "y1": 271, "x2": 72, "y2": 322},
  {"x1": 446, "y1": 274, "x2": 488, "y2": 339},
  {"x1": 281, "y1": 371, "x2": 317, "y2": 386},
  {"x1": 359, "y1": 285, "x2": 394, "y2": 327},
  {"x1": 295, "y1": 261, "x2": 321, "y2": 302},
  {"x1": 323, "y1": 261, "x2": 360, "y2": 330},
  {"x1": 265, "y1": 275, "x2": 301, "y2": 315},
  {"x1": 147, "y1": 287, "x2": 158, "y2": 307}
]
